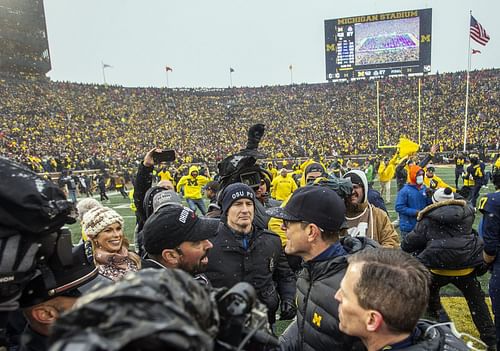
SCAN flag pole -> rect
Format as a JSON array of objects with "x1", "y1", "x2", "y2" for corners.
[
  {"x1": 418, "y1": 78, "x2": 421, "y2": 145},
  {"x1": 463, "y1": 10, "x2": 472, "y2": 153},
  {"x1": 376, "y1": 80, "x2": 380, "y2": 148},
  {"x1": 229, "y1": 69, "x2": 233, "y2": 88},
  {"x1": 289, "y1": 65, "x2": 293, "y2": 84},
  {"x1": 101, "y1": 61, "x2": 107, "y2": 85},
  {"x1": 165, "y1": 70, "x2": 169, "y2": 88}
]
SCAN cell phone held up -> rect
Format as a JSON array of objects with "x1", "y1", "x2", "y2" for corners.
[{"x1": 153, "y1": 149, "x2": 176, "y2": 164}]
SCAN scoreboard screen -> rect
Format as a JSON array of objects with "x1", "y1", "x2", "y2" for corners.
[{"x1": 325, "y1": 9, "x2": 432, "y2": 80}]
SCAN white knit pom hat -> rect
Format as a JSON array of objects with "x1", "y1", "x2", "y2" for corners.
[{"x1": 82, "y1": 206, "x2": 123, "y2": 239}]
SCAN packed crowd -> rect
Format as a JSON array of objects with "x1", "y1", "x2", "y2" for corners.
[
  {"x1": 0, "y1": 69, "x2": 499, "y2": 174},
  {"x1": 1, "y1": 143, "x2": 499, "y2": 350}
]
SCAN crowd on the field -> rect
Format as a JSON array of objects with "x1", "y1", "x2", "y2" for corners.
[{"x1": 0, "y1": 68, "x2": 499, "y2": 174}]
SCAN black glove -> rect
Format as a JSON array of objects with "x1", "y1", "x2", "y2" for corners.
[
  {"x1": 0, "y1": 235, "x2": 39, "y2": 311},
  {"x1": 280, "y1": 300, "x2": 296, "y2": 320},
  {"x1": 245, "y1": 124, "x2": 265, "y2": 150},
  {"x1": 476, "y1": 262, "x2": 492, "y2": 276}
]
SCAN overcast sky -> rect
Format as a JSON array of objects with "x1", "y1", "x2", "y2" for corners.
[{"x1": 43, "y1": 0, "x2": 499, "y2": 88}]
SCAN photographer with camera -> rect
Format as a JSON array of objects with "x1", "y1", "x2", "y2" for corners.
[
  {"x1": 0, "y1": 157, "x2": 82, "y2": 349},
  {"x1": 49, "y1": 268, "x2": 278, "y2": 351},
  {"x1": 17, "y1": 244, "x2": 100, "y2": 351}
]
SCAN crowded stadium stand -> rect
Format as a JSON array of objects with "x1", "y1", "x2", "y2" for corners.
[{"x1": 0, "y1": 69, "x2": 499, "y2": 173}]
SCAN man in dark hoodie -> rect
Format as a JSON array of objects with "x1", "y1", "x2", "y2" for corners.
[
  {"x1": 268, "y1": 185, "x2": 377, "y2": 351},
  {"x1": 402, "y1": 187, "x2": 496, "y2": 350}
]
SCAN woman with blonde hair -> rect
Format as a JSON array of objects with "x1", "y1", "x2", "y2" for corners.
[{"x1": 83, "y1": 207, "x2": 140, "y2": 280}]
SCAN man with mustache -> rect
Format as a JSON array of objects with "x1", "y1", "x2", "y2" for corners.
[{"x1": 141, "y1": 204, "x2": 218, "y2": 284}]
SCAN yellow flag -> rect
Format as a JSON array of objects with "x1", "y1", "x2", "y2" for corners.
[{"x1": 398, "y1": 138, "x2": 419, "y2": 158}]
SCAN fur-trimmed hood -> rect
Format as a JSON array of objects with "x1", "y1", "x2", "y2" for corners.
[{"x1": 417, "y1": 199, "x2": 471, "y2": 222}]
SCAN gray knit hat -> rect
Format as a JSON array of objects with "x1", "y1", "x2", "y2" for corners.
[{"x1": 82, "y1": 207, "x2": 124, "y2": 239}]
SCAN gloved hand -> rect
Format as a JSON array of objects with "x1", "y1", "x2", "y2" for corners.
[
  {"x1": 280, "y1": 300, "x2": 296, "y2": 320},
  {"x1": 476, "y1": 262, "x2": 492, "y2": 276},
  {"x1": 245, "y1": 124, "x2": 265, "y2": 150},
  {"x1": 0, "y1": 235, "x2": 39, "y2": 311}
]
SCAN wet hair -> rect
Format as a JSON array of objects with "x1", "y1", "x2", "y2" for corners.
[{"x1": 348, "y1": 248, "x2": 430, "y2": 333}]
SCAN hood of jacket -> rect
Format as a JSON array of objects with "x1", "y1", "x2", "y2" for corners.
[
  {"x1": 188, "y1": 165, "x2": 199, "y2": 178},
  {"x1": 417, "y1": 199, "x2": 472, "y2": 224},
  {"x1": 344, "y1": 169, "x2": 368, "y2": 205},
  {"x1": 408, "y1": 165, "x2": 422, "y2": 185}
]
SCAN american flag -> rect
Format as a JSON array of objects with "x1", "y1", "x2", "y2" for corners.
[{"x1": 470, "y1": 15, "x2": 490, "y2": 46}]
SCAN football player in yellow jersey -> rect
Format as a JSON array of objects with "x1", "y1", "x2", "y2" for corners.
[
  {"x1": 424, "y1": 166, "x2": 456, "y2": 193},
  {"x1": 454, "y1": 153, "x2": 466, "y2": 189}
]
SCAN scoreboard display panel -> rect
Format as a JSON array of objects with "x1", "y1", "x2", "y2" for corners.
[{"x1": 325, "y1": 9, "x2": 432, "y2": 81}]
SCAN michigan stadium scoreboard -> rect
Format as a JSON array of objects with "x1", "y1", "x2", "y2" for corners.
[
  {"x1": 325, "y1": 9, "x2": 432, "y2": 81},
  {"x1": 0, "y1": 0, "x2": 51, "y2": 74}
]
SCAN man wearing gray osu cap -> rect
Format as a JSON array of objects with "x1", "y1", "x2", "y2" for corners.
[
  {"x1": 267, "y1": 185, "x2": 376, "y2": 351},
  {"x1": 141, "y1": 204, "x2": 218, "y2": 284}
]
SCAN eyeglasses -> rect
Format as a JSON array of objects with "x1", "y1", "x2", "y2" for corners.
[{"x1": 282, "y1": 219, "x2": 302, "y2": 229}]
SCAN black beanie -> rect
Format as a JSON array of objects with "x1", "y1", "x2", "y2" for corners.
[{"x1": 220, "y1": 183, "x2": 255, "y2": 214}]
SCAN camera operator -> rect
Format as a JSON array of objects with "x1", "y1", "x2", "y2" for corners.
[
  {"x1": 17, "y1": 244, "x2": 100, "y2": 351},
  {"x1": 205, "y1": 183, "x2": 297, "y2": 326},
  {"x1": 0, "y1": 157, "x2": 81, "y2": 349},
  {"x1": 49, "y1": 268, "x2": 278, "y2": 351},
  {"x1": 49, "y1": 268, "x2": 220, "y2": 351}
]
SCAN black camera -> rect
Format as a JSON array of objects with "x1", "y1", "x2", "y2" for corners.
[
  {"x1": 239, "y1": 171, "x2": 262, "y2": 189},
  {"x1": 215, "y1": 282, "x2": 278, "y2": 350}
]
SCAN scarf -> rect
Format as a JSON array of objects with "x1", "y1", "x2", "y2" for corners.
[{"x1": 94, "y1": 245, "x2": 131, "y2": 271}]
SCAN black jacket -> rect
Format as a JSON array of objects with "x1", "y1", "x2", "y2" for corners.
[
  {"x1": 401, "y1": 199, "x2": 484, "y2": 270},
  {"x1": 395, "y1": 320, "x2": 468, "y2": 350},
  {"x1": 205, "y1": 223, "x2": 296, "y2": 323},
  {"x1": 20, "y1": 325, "x2": 47, "y2": 351},
  {"x1": 140, "y1": 258, "x2": 210, "y2": 285},
  {"x1": 133, "y1": 163, "x2": 154, "y2": 232},
  {"x1": 280, "y1": 237, "x2": 378, "y2": 351}
]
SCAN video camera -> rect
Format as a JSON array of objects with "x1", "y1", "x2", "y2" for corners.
[
  {"x1": 215, "y1": 282, "x2": 279, "y2": 351},
  {"x1": 49, "y1": 269, "x2": 276, "y2": 351},
  {"x1": 217, "y1": 124, "x2": 271, "y2": 193},
  {"x1": 0, "y1": 157, "x2": 78, "y2": 346}
]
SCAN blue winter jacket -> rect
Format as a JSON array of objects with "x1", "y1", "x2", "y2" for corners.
[{"x1": 395, "y1": 184, "x2": 431, "y2": 232}]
